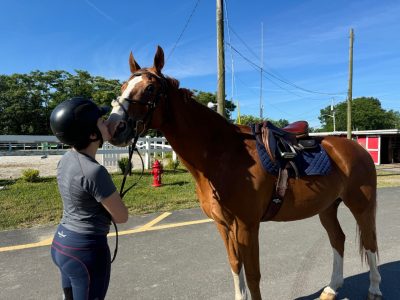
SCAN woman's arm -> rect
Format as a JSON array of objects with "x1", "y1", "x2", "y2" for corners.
[{"x1": 101, "y1": 191, "x2": 129, "y2": 223}]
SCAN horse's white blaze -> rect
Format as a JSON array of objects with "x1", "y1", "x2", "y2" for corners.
[
  {"x1": 366, "y1": 250, "x2": 382, "y2": 296},
  {"x1": 323, "y1": 248, "x2": 343, "y2": 295},
  {"x1": 231, "y1": 268, "x2": 247, "y2": 300},
  {"x1": 110, "y1": 76, "x2": 143, "y2": 117}
]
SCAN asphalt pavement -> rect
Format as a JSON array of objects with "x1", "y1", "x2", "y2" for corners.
[{"x1": 0, "y1": 188, "x2": 399, "y2": 300}]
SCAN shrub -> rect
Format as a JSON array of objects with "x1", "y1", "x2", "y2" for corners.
[
  {"x1": 22, "y1": 169, "x2": 40, "y2": 182},
  {"x1": 118, "y1": 157, "x2": 132, "y2": 175},
  {"x1": 165, "y1": 157, "x2": 180, "y2": 172},
  {"x1": 164, "y1": 152, "x2": 173, "y2": 159}
]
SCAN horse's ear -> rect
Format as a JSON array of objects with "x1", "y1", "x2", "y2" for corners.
[
  {"x1": 129, "y1": 51, "x2": 141, "y2": 74},
  {"x1": 153, "y1": 45, "x2": 164, "y2": 74}
]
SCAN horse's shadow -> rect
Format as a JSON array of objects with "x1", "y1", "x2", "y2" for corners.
[{"x1": 295, "y1": 261, "x2": 400, "y2": 300}]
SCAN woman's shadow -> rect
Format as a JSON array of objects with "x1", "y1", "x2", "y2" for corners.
[{"x1": 295, "y1": 261, "x2": 400, "y2": 300}]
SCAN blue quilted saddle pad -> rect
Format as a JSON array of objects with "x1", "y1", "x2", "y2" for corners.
[{"x1": 251, "y1": 124, "x2": 332, "y2": 177}]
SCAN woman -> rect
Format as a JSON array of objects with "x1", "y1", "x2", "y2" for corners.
[{"x1": 50, "y1": 97, "x2": 128, "y2": 300}]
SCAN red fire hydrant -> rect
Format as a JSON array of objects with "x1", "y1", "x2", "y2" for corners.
[{"x1": 151, "y1": 160, "x2": 163, "y2": 187}]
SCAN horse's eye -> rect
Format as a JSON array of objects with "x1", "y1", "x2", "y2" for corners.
[{"x1": 145, "y1": 85, "x2": 155, "y2": 94}]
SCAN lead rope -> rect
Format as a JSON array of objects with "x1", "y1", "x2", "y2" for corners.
[{"x1": 110, "y1": 130, "x2": 146, "y2": 263}]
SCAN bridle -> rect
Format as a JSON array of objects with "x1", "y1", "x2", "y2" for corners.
[
  {"x1": 110, "y1": 70, "x2": 167, "y2": 263},
  {"x1": 113, "y1": 70, "x2": 167, "y2": 196},
  {"x1": 113, "y1": 70, "x2": 167, "y2": 136}
]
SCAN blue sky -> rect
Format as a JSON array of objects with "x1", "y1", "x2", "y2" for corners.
[{"x1": 1, "y1": 0, "x2": 399, "y2": 128}]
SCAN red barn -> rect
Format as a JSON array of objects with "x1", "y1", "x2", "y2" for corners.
[{"x1": 311, "y1": 129, "x2": 400, "y2": 165}]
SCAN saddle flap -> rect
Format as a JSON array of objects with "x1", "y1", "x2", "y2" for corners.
[{"x1": 298, "y1": 139, "x2": 317, "y2": 149}]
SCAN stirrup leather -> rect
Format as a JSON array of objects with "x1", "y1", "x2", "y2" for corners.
[{"x1": 277, "y1": 137, "x2": 297, "y2": 159}]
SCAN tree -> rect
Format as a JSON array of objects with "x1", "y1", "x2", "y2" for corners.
[
  {"x1": 319, "y1": 97, "x2": 400, "y2": 131},
  {"x1": 0, "y1": 71, "x2": 121, "y2": 135},
  {"x1": 239, "y1": 115, "x2": 289, "y2": 128},
  {"x1": 0, "y1": 73, "x2": 46, "y2": 134},
  {"x1": 186, "y1": 89, "x2": 291, "y2": 128},
  {"x1": 0, "y1": 69, "x2": 302, "y2": 135}
]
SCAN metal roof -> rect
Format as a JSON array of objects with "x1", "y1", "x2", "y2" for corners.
[{"x1": 310, "y1": 129, "x2": 400, "y2": 136}]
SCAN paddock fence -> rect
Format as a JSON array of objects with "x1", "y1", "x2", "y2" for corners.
[{"x1": 0, "y1": 135, "x2": 176, "y2": 170}]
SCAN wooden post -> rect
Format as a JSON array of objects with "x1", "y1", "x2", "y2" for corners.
[
  {"x1": 347, "y1": 28, "x2": 354, "y2": 139},
  {"x1": 145, "y1": 136, "x2": 150, "y2": 169},
  {"x1": 216, "y1": 0, "x2": 225, "y2": 117},
  {"x1": 260, "y1": 22, "x2": 264, "y2": 119}
]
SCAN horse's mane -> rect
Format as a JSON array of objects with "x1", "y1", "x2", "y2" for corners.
[
  {"x1": 164, "y1": 75, "x2": 195, "y2": 104},
  {"x1": 165, "y1": 76, "x2": 180, "y2": 89}
]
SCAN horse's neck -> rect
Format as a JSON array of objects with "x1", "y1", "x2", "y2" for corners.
[{"x1": 160, "y1": 91, "x2": 235, "y2": 177}]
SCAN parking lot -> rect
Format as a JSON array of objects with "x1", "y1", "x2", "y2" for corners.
[{"x1": 0, "y1": 188, "x2": 399, "y2": 299}]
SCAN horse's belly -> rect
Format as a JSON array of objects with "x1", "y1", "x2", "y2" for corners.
[{"x1": 271, "y1": 175, "x2": 343, "y2": 221}]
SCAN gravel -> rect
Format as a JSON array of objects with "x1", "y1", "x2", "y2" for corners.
[{"x1": 0, "y1": 154, "x2": 127, "y2": 179}]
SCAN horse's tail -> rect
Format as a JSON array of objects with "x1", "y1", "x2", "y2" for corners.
[{"x1": 356, "y1": 189, "x2": 379, "y2": 265}]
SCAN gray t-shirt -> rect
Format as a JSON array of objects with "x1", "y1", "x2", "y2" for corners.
[{"x1": 57, "y1": 150, "x2": 116, "y2": 235}]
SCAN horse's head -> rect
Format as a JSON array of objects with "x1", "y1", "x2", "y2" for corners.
[{"x1": 107, "y1": 46, "x2": 167, "y2": 146}]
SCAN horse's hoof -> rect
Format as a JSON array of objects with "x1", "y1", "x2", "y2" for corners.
[
  {"x1": 319, "y1": 291, "x2": 336, "y2": 300},
  {"x1": 367, "y1": 292, "x2": 383, "y2": 300}
]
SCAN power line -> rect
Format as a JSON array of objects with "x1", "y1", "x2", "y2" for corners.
[
  {"x1": 224, "y1": 43, "x2": 338, "y2": 122},
  {"x1": 226, "y1": 41, "x2": 346, "y2": 96},
  {"x1": 228, "y1": 25, "x2": 260, "y2": 61},
  {"x1": 223, "y1": 0, "x2": 237, "y2": 101},
  {"x1": 166, "y1": 0, "x2": 201, "y2": 63},
  {"x1": 227, "y1": 43, "x2": 306, "y2": 97},
  {"x1": 229, "y1": 24, "x2": 344, "y2": 96}
]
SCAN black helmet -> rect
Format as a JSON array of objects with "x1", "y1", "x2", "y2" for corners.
[{"x1": 50, "y1": 97, "x2": 110, "y2": 146}]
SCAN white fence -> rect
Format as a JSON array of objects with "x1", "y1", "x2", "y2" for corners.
[
  {"x1": 0, "y1": 135, "x2": 176, "y2": 170},
  {"x1": 100, "y1": 137, "x2": 177, "y2": 170}
]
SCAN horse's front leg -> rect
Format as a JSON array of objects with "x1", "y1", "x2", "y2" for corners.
[
  {"x1": 216, "y1": 222, "x2": 248, "y2": 300},
  {"x1": 237, "y1": 224, "x2": 262, "y2": 300}
]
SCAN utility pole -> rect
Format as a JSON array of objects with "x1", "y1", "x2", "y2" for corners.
[
  {"x1": 260, "y1": 22, "x2": 264, "y2": 119},
  {"x1": 216, "y1": 0, "x2": 225, "y2": 117},
  {"x1": 347, "y1": 28, "x2": 354, "y2": 139}
]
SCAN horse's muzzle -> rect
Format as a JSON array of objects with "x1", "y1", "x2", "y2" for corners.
[{"x1": 107, "y1": 115, "x2": 135, "y2": 147}]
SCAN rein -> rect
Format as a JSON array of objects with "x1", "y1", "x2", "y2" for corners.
[
  {"x1": 110, "y1": 70, "x2": 167, "y2": 263},
  {"x1": 110, "y1": 132, "x2": 144, "y2": 263}
]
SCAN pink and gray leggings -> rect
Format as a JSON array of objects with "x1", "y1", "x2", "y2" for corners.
[{"x1": 51, "y1": 225, "x2": 111, "y2": 300}]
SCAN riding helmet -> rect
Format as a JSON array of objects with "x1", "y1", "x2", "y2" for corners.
[{"x1": 50, "y1": 97, "x2": 110, "y2": 146}]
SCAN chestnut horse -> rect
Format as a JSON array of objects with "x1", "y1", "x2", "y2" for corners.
[{"x1": 107, "y1": 46, "x2": 382, "y2": 300}]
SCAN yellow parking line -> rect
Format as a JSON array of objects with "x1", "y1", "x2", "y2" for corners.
[
  {"x1": 0, "y1": 237, "x2": 54, "y2": 253},
  {"x1": 107, "y1": 212, "x2": 172, "y2": 237},
  {"x1": 0, "y1": 213, "x2": 213, "y2": 253},
  {"x1": 147, "y1": 218, "x2": 213, "y2": 231},
  {"x1": 114, "y1": 218, "x2": 213, "y2": 237}
]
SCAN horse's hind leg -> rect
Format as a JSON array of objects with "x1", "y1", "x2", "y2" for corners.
[
  {"x1": 216, "y1": 223, "x2": 248, "y2": 300},
  {"x1": 318, "y1": 199, "x2": 345, "y2": 300},
  {"x1": 342, "y1": 185, "x2": 382, "y2": 300},
  {"x1": 345, "y1": 195, "x2": 382, "y2": 299},
  {"x1": 365, "y1": 249, "x2": 382, "y2": 300}
]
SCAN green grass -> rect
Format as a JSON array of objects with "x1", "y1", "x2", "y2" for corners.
[
  {"x1": 1, "y1": 167, "x2": 399, "y2": 231},
  {"x1": 0, "y1": 168, "x2": 198, "y2": 231},
  {"x1": 114, "y1": 169, "x2": 199, "y2": 214},
  {"x1": 0, "y1": 177, "x2": 61, "y2": 230},
  {"x1": 376, "y1": 170, "x2": 400, "y2": 188}
]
